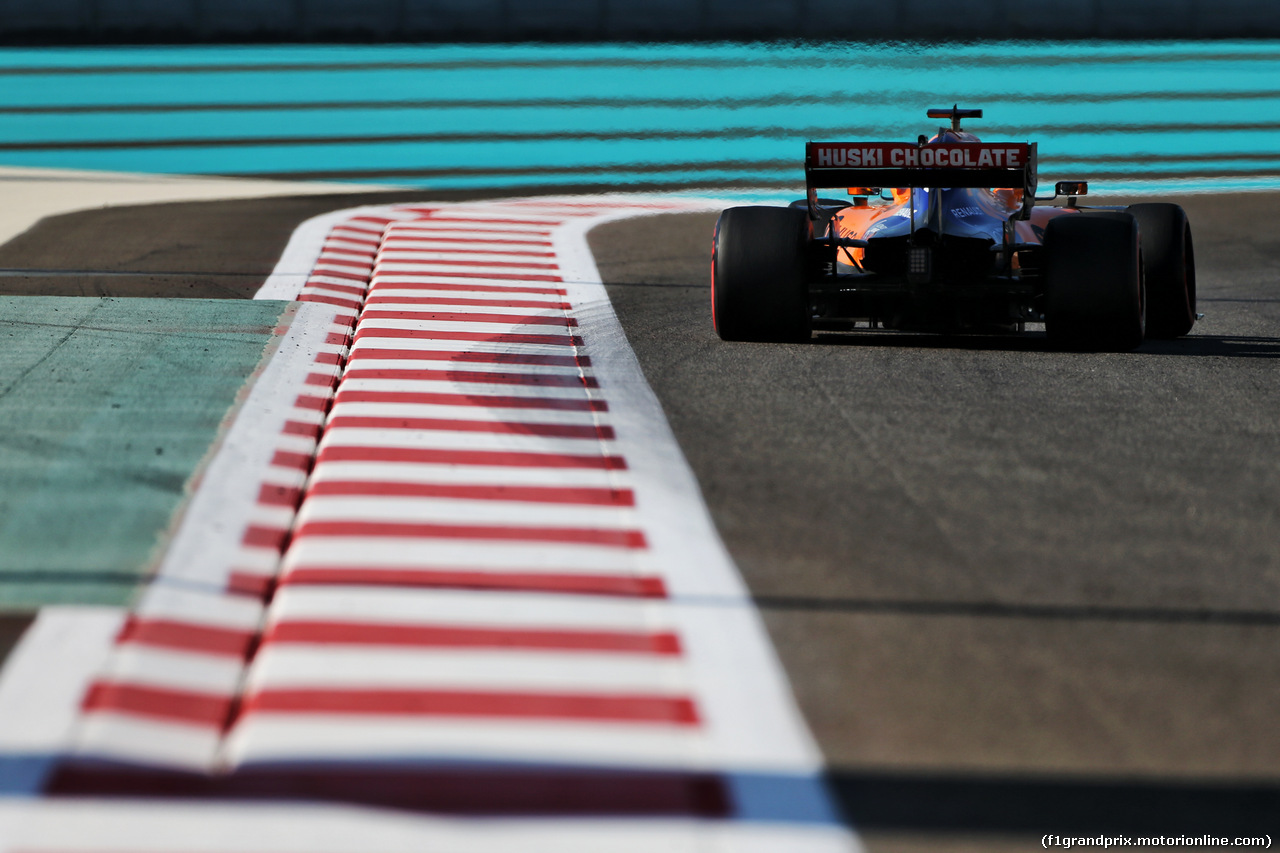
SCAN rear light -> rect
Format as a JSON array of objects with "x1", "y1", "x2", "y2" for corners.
[{"x1": 907, "y1": 246, "x2": 932, "y2": 283}]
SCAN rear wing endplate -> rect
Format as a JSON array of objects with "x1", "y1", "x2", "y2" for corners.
[{"x1": 805, "y1": 141, "x2": 1038, "y2": 216}]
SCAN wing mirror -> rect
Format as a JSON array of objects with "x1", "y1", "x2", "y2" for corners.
[
  {"x1": 846, "y1": 187, "x2": 882, "y2": 207},
  {"x1": 1036, "y1": 181, "x2": 1089, "y2": 207}
]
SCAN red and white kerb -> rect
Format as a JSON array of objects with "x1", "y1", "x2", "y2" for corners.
[{"x1": 14, "y1": 197, "x2": 860, "y2": 853}]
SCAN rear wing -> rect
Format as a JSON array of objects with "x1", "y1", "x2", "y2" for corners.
[{"x1": 805, "y1": 140, "x2": 1038, "y2": 216}]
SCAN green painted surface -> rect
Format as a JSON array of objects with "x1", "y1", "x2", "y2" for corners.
[{"x1": 0, "y1": 296, "x2": 288, "y2": 607}]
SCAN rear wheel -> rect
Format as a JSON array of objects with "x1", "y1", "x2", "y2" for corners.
[
  {"x1": 1043, "y1": 212, "x2": 1145, "y2": 352},
  {"x1": 711, "y1": 206, "x2": 812, "y2": 342},
  {"x1": 1127, "y1": 203, "x2": 1196, "y2": 339}
]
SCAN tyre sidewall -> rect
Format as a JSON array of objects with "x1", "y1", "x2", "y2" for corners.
[
  {"x1": 712, "y1": 206, "x2": 812, "y2": 342},
  {"x1": 1044, "y1": 212, "x2": 1145, "y2": 351},
  {"x1": 1127, "y1": 203, "x2": 1196, "y2": 339}
]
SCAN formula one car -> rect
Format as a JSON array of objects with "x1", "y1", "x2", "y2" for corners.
[{"x1": 711, "y1": 107, "x2": 1197, "y2": 350}]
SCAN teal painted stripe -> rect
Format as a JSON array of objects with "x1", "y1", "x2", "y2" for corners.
[
  {"x1": 1, "y1": 135, "x2": 1273, "y2": 180},
  {"x1": 5, "y1": 56, "x2": 1280, "y2": 110},
  {"x1": 0, "y1": 297, "x2": 288, "y2": 608},
  {"x1": 0, "y1": 41, "x2": 1276, "y2": 193},
  {"x1": 5, "y1": 101, "x2": 1280, "y2": 145},
  {"x1": 0, "y1": 40, "x2": 1277, "y2": 72}
]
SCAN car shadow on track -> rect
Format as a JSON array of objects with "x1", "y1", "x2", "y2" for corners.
[
  {"x1": 826, "y1": 768, "x2": 1280, "y2": 837},
  {"x1": 1140, "y1": 334, "x2": 1280, "y2": 359},
  {"x1": 811, "y1": 331, "x2": 1047, "y2": 353},
  {"x1": 809, "y1": 330, "x2": 1280, "y2": 359}
]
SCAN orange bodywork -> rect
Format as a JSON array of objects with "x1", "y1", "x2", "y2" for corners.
[{"x1": 829, "y1": 187, "x2": 1078, "y2": 268}]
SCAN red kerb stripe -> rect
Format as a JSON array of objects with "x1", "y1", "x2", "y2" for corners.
[
  {"x1": 325, "y1": 236, "x2": 373, "y2": 251},
  {"x1": 377, "y1": 258, "x2": 560, "y2": 272},
  {"x1": 376, "y1": 245, "x2": 554, "y2": 258},
  {"x1": 407, "y1": 216, "x2": 561, "y2": 227},
  {"x1": 315, "y1": 259, "x2": 371, "y2": 272},
  {"x1": 316, "y1": 445, "x2": 625, "y2": 469},
  {"x1": 271, "y1": 449, "x2": 314, "y2": 470},
  {"x1": 330, "y1": 227, "x2": 384, "y2": 240},
  {"x1": 308, "y1": 268, "x2": 370, "y2": 283},
  {"x1": 342, "y1": 367, "x2": 596, "y2": 388},
  {"x1": 370, "y1": 270, "x2": 564, "y2": 283},
  {"x1": 117, "y1": 617, "x2": 254, "y2": 658},
  {"x1": 364, "y1": 296, "x2": 570, "y2": 310},
  {"x1": 299, "y1": 293, "x2": 361, "y2": 309},
  {"x1": 306, "y1": 480, "x2": 632, "y2": 504},
  {"x1": 327, "y1": 237, "x2": 380, "y2": 250},
  {"x1": 279, "y1": 567, "x2": 667, "y2": 598},
  {"x1": 319, "y1": 250, "x2": 374, "y2": 263},
  {"x1": 283, "y1": 419, "x2": 323, "y2": 439},
  {"x1": 227, "y1": 572, "x2": 274, "y2": 599},
  {"x1": 323, "y1": 237, "x2": 376, "y2": 251},
  {"x1": 307, "y1": 281, "x2": 366, "y2": 297},
  {"x1": 264, "y1": 621, "x2": 680, "y2": 655},
  {"x1": 347, "y1": 348, "x2": 587, "y2": 368},
  {"x1": 377, "y1": 235, "x2": 552, "y2": 248},
  {"x1": 294, "y1": 394, "x2": 331, "y2": 411},
  {"x1": 370, "y1": 279, "x2": 566, "y2": 296},
  {"x1": 390, "y1": 226, "x2": 553, "y2": 237},
  {"x1": 354, "y1": 328, "x2": 583, "y2": 347},
  {"x1": 358, "y1": 310, "x2": 575, "y2": 327},
  {"x1": 324, "y1": 416, "x2": 611, "y2": 439},
  {"x1": 243, "y1": 525, "x2": 290, "y2": 550},
  {"x1": 240, "y1": 688, "x2": 697, "y2": 725},
  {"x1": 326, "y1": 232, "x2": 379, "y2": 246},
  {"x1": 83, "y1": 682, "x2": 231, "y2": 728},
  {"x1": 333, "y1": 390, "x2": 606, "y2": 412},
  {"x1": 258, "y1": 482, "x2": 304, "y2": 507},
  {"x1": 295, "y1": 520, "x2": 645, "y2": 548}
]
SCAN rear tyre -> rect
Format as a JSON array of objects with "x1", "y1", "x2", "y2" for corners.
[
  {"x1": 1127, "y1": 203, "x2": 1196, "y2": 339},
  {"x1": 1043, "y1": 212, "x2": 1145, "y2": 352},
  {"x1": 711, "y1": 206, "x2": 812, "y2": 342}
]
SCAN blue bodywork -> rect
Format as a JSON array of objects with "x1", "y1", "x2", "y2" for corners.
[
  {"x1": 846, "y1": 129, "x2": 1018, "y2": 249},
  {"x1": 857, "y1": 186, "x2": 1013, "y2": 245}
]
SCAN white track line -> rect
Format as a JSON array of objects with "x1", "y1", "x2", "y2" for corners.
[{"x1": 0, "y1": 607, "x2": 125, "y2": 794}]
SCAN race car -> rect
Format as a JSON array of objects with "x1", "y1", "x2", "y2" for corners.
[{"x1": 711, "y1": 107, "x2": 1197, "y2": 351}]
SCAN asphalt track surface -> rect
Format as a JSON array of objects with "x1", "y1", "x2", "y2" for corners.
[{"x1": 2, "y1": 189, "x2": 1278, "y2": 850}]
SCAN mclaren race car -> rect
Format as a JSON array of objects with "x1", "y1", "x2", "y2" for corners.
[{"x1": 711, "y1": 107, "x2": 1197, "y2": 351}]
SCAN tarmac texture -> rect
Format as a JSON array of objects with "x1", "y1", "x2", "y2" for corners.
[
  {"x1": 589, "y1": 193, "x2": 1280, "y2": 847},
  {"x1": 0, "y1": 191, "x2": 457, "y2": 298}
]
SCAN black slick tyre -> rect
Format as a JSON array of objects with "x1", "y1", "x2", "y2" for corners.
[
  {"x1": 1043, "y1": 212, "x2": 1145, "y2": 352},
  {"x1": 711, "y1": 206, "x2": 812, "y2": 342},
  {"x1": 1127, "y1": 203, "x2": 1196, "y2": 339}
]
